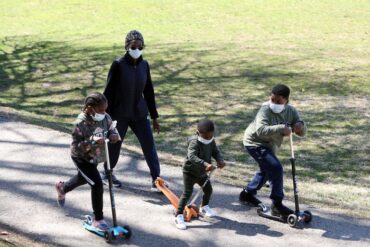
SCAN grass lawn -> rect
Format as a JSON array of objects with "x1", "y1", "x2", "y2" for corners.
[{"x1": 0, "y1": 0, "x2": 369, "y2": 218}]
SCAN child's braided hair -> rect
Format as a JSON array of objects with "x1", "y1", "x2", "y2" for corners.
[{"x1": 83, "y1": 92, "x2": 107, "y2": 110}]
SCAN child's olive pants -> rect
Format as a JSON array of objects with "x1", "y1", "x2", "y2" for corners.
[{"x1": 177, "y1": 173, "x2": 212, "y2": 215}]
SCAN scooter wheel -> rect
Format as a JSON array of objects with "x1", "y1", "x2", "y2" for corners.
[
  {"x1": 123, "y1": 225, "x2": 132, "y2": 240},
  {"x1": 287, "y1": 214, "x2": 297, "y2": 227},
  {"x1": 104, "y1": 231, "x2": 113, "y2": 243},
  {"x1": 256, "y1": 207, "x2": 265, "y2": 216},
  {"x1": 303, "y1": 210, "x2": 312, "y2": 223}
]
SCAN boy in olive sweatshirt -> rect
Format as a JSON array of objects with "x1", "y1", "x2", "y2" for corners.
[
  {"x1": 240, "y1": 84, "x2": 306, "y2": 218},
  {"x1": 175, "y1": 119, "x2": 226, "y2": 230}
]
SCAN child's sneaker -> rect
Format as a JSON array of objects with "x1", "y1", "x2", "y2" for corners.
[
  {"x1": 92, "y1": 219, "x2": 109, "y2": 232},
  {"x1": 175, "y1": 214, "x2": 187, "y2": 230},
  {"x1": 151, "y1": 182, "x2": 160, "y2": 192},
  {"x1": 55, "y1": 181, "x2": 65, "y2": 207},
  {"x1": 271, "y1": 202, "x2": 294, "y2": 218},
  {"x1": 200, "y1": 205, "x2": 216, "y2": 217},
  {"x1": 239, "y1": 189, "x2": 261, "y2": 207},
  {"x1": 151, "y1": 179, "x2": 168, "y2": 192}
]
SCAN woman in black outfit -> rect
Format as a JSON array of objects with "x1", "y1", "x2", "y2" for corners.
[{"x1": 102, "y1": 30, "x2": 161, "y2": 191}]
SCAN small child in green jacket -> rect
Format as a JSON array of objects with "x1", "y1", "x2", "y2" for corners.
[{"x1": 175, "y1": 119, "x2": 226, "y2": 230}]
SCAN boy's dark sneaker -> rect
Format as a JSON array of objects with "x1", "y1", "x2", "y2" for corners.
[
  {"x1": 101, "y1": 171, "x2": 122, "y2": 188},
  {"x1": 271, "y1": 202, "x2": 294, "y2": 218},
  {"x1": 239, "y1": 189, "x2": 262, "y2": 207}
]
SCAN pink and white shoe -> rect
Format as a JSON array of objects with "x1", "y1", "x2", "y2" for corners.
[
  {"x1": 92, "y1": 219, "x2": 109, "y2": 232},
  {"x1": 55, "y1": 181, "x2": 65, "y2": 207}
]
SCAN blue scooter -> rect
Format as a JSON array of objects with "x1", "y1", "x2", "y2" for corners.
[{"x1": 83, "y1": 123, "x2": 132, "y2": 242}]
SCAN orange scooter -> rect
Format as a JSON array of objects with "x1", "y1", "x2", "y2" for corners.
[{"x1": 155, "y1": 170, "x2": 215, "y2": 222}]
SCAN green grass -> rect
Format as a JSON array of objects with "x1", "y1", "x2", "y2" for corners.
[
  {"x1": 0, "y1": 239, "x2": 17, "y2": 247},
  {"x1": 0, "y1": 0, "x2": 369, "y2": 218}
]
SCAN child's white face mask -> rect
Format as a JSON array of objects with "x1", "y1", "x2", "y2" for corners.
[
  {"x1": 198, "y1": 136, "x2": 214, "y2": 145},
  {"x1": 269, "y1": 101, "x2": 285, "y2": 113},
  {"x1": 92, "y1": 113, "x2": 106, "y2": 122}
]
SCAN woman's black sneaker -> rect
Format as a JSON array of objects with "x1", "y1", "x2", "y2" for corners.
[
  {"x1": 239, "y1": 189, "x2": 262, "y2": 207},
  {"x1": 101, "y1": 171, "x2": 122, "y2": 188},
  {"x1": 271, "y1": 202, "x2": 294, "y2": 218}
]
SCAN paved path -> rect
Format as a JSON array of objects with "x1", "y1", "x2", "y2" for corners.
[{"x1": 0, "y1": 118, "x2": 369, "y2": 247}]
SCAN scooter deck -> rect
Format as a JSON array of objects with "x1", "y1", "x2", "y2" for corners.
[
  {"x1": 83, "y1": 215, "x2": 131, "y2": 241},
  {"x1": 155, "y1": 177, "x2": 180, "y2": 208},
  {"x1": 155, "y1": 177, "x2": 199, "y2": 222},
  {"x1": 257, "y1": 206, "x2": 287, "y2": 224},
  {"x1": 83, "y1": 222, "x2": 106, "y2": 237}
]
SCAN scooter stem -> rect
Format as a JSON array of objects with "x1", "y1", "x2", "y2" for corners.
[
  {"x1": 188, "y1": 169, "x2": 215, "y2": 206},
  {"x1": 289, "y1": 133, "x2": 300, "y2": 214},
  {"x1": 104, "y1": 139, "x2": 118, "y2": 227},
  {"x1": 289, "y1": 132, "x2": 295, "y2": 159}
]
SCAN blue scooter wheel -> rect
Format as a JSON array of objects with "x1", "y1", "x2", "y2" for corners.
[
  {"x1": 123, "y1": 225, "x2": 132, "y2": 239},
  {"x1": 104, "y1": 230, "x2": 113, "y2": 243}
]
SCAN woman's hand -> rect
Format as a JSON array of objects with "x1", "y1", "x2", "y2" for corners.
[
  {"x1": 109, "y1": 134, "x2": 120, "y2": 144},
  {"x1": 152, "y1": 118, "x2": 160, "y2": 134}
]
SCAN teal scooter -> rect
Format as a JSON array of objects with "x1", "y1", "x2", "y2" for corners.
[{"x1": 84, "y1": 122, "x2": 132, "y2": 242}]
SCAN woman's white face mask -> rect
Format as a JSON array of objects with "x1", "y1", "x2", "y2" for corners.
[
  {"x1": 269, "y1": 101, "x2": 285, "y2": 113},
  {"x1": 198, "y1": 136, "x2": 214, "y2": 145},
  {"x1": 128, "y1": 48, "x2": 142, "y2": 59}
]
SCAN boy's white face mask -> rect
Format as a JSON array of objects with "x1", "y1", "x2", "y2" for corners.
[
  {"x1": 269, "y1": 101, "x2": 285, "y2": 113},
  {"x1": 198, "y1": 136, "x2": 214, "y2": 145},
  {"x1": 92, "y1": 113, "x2": 106, "y2": 122},
  {"x1": 128, "y1": 48, "x2": 142, "y2": 59}
]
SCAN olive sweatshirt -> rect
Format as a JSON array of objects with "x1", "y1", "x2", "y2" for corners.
[
  {"x1": 243, "y1": 102, "x2": 306, "y2": 153},
  {"x1": 183, "y1": 135, "x2": 224, "y2": 178}
]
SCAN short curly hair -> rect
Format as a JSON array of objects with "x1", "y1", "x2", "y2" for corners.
[
  {"x1": 271, "y1": 84, "x2": 290, "y2": 99},
  {"x1": 197, "y1": 118, "x2": 215, "y2": 133}
]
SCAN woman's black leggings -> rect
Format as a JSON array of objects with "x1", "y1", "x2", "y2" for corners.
[{"x1": 64, "y1": 157, "x2": 104, "y2": 220}]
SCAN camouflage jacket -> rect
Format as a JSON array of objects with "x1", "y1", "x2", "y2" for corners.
[{"x1": 70, "y1": 112, "x2": 119, "y2": 164}]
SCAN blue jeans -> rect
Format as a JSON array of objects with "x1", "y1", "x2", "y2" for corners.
[
  {"x1": 104, "y1": 117, "x2": 160, "y2": 181},
  {"x1": 245, "y1": 146, "x2": 284, "y2": 203}
]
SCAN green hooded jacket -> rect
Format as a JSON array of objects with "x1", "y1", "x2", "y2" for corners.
[{"x1": 183, "y1": 135, "x2": 224, "y2": 178}]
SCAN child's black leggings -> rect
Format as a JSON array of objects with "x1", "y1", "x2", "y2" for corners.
[
  {"x1": 177, "y1": 173, "x2": 212, "y2": 215},
  {"x1": 63, "y1": 157, "x2": 104, "y2": 220}
]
